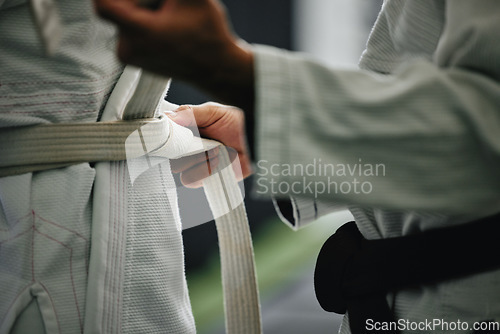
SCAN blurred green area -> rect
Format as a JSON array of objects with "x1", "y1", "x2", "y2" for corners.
[{"x1": 186, "y1": 212, "x2": 348, "y2": 333}]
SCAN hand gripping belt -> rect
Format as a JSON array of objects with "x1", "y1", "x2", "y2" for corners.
[{"x1": 0, "y1": 67, "x2": 262, "y2": 334}]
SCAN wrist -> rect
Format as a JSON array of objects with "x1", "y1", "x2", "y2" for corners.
[{"x1": 193, "y1": 38, "x2": 255, "y2": 113}]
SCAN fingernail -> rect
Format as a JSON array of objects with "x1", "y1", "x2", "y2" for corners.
[{"x1": 175, "y1": 105, "x2": 191, "y2": 112}]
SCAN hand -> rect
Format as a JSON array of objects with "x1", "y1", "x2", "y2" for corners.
[
  {"x1": 169, "y1": 103, "x2": 252, "y2": 188},
  {"x1": 94, "y1": 0, "x2": 254, "y2": 109}
]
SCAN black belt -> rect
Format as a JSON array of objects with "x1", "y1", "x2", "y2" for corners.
[{"x1": 314, "y1": 212, "x2": 500, "y2": 334}]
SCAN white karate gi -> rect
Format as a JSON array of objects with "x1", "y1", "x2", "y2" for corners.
[
  {"x1": 252, "y1": 1, "x2": 500, "y2": 333},
  {"x1": 0, "y1": 1, "x2": 195, "y2": 333}
]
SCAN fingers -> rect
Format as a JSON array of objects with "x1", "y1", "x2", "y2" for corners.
[
  {"x1": 95, "y1": 1, "x2": 145, "y2": 28},
  {"x1": 95, "y1": 0, "x2": 210, "y2": 30},
  {"x1": 171, "y1": 148, "x2": 221, "y2": 188},
  {"x1": 170, "y1": 147, "x2": 219, "y2": 173},
  {"x1": 168, "y1": 103, "x2": 226, "y2": 129},
  {"x1": 95, "y1": 0, "x2": 165, "y2": 33},
  {"x1": 167, "y1": 105, "x2": 197, "y2": 128},
  {"x1": 168, "y1": 102, "x2": 253, "y2": 182},
  {"x1": 179, "y1": 153, "x2": 221, "y2": 188}
]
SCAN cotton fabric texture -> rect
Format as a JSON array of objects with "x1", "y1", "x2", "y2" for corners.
[
  {"x1": 252, "y1": 1, "x2": 500, "y2": 333},
  {"x1": 0, "y1": 1, "x2": 195, "y2": 333}
]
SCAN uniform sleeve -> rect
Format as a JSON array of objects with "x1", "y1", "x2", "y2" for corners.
[
  {"x1": 272, "y1": 196, "x2": 348, "y2": 230},
  {"x1": 251, "y1": 45, "x2": 500, "y2": 216}
]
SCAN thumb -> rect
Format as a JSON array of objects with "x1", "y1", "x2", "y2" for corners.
[{"x1": 168, "y1": 105, "x2": 197, "y2": 128}]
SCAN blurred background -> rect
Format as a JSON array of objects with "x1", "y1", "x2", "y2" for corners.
[{"x1": 167, "y1": 1, "x2": 383, "y2": 333}]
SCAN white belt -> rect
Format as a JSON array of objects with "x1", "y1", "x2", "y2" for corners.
[{"x1": 0, "y1": 67, "x2": 262, "y2": 334}]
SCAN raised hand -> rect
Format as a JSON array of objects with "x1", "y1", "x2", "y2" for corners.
[
  {"x1": 94, "y1": 0, "x2": 254, "y2": 109},
  {"x1": 169, "y1": 102, "x2": 252, "y2": 188}
]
